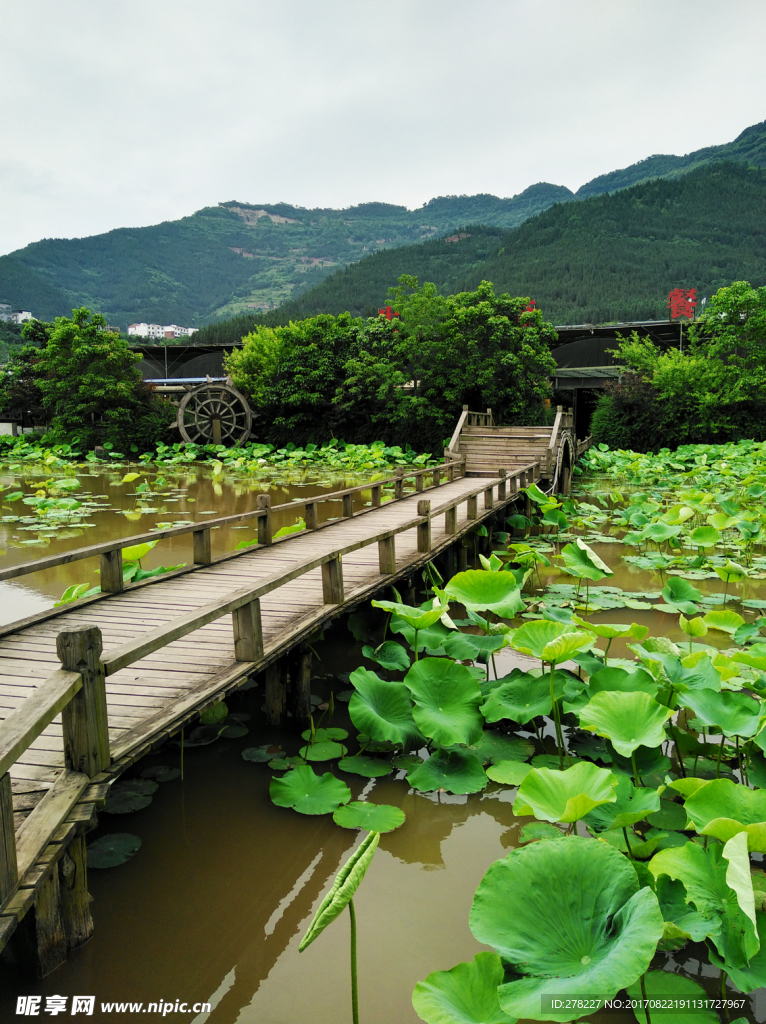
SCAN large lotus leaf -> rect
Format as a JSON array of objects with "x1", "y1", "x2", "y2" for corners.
[
  {"x1": 559, "y1": 538, "x2": 614, "y2": 582},
  {"x1": 407, "y1": 749, "x2": 488, "y2": 795},
  {"x1": 465, "y1": 731, "x2": 534, "y2": 765},
  {"x1": 442, "y1": 571, "x2": 525, "y2": 618},
  {"x1": 299, "y1": 741, "x2": 347, "y2": 761},
  {"x1": 708, "y1": 910, "x2": 766, "y2": 993},
  {"x1": 299, "y1": 830, "x2": 379, "y2": 950},
  {"x1": 87, "y1": 833, "x2": 141, "y2": 868},
  {"x1": 626, "y1": 971, "x2": 719, "y2": 1024},
  {"x1": 648, "y1": 833, "x2": 759, "y2": 968},
  {"x1": 582, "y1": 775, "x2": 660, "y2": 831},
  {"x1": 639, "y1": 522, "x2": 682, "y2": 544},
  {"x1": 510, "y1": 620, "x2": 580, "y2": 660},
  {"x1": 443, "y1": 631, "x2": 506, "y2": 661},
  {"x1": 541, "y1": 631, "x2": 595, "y2": 664},
  {"x1": 690, "y1": 525, "x2": 719, "y2": 547},
  {"x1": 579, "y1": 691, "x2": 673, "y2": 757},
  {"x1": 573, "y1": 617, "x2": 649, "y2": 642},
  {"x1": 104, "y1": 778, "x2": 158, "y2": 814},
  {"x1": 404, "y1": 658, "x2": 483, "y2": 746},
  {"x1": 338, "y1": 754, "x2": 393, "y2": 778},
  {"x1": 514, "y1": 762, "x2": 618, "y2": 824},
  {"x1": 469, "y1": 837, "x2": 663, "y2": 1022},
  {"x1": 348, "y1": 667, "x2": 424, "y2": 748},
  {"x1": 714, "y1": 559, "x2": 748, "y2": 584},
  {"x1": 679, "y1": 614, "x2": 708, "y2": 639},
  {"x1": 486, "y1": 760, "x2": 533, "y2": 786},
  {"x1": 372, "y1": 597, "x2": 447, "y2": 630},
  {"x1": 662, "y1": 577, "x2": 702, "y2": 607},
  {"x1": 480, "y1": 673, "x2": 551, "y2": 725},
  {"x1": 391, "y1": 617, "x2": 453, "y2": 654},
  {"x1": 733, "y1": 643, "x2": 766, "y2": 671},
  {"x1": 655, "y1": 875, "x2": 711, "y2": 946},
  {"x1": 678, "y1": 689, "x2": 761, "y2": 738},
  {"x1": 362, "y1": 640, "x2": 411, "y2": 672},
  {"x1": 270, "y1": 765, "x2": 351, "y2": 816},
  {"x1": 588, "y1": 666, "x2": 659, "y2": 697},
  {"x1": 301, "y1": 727, "x2": 349, "y2": 742},
  {"x1": 412, "y1": 951, "x2": 515, "y2": 1024},
  {"x1": 703, "y1": 609, "x2": 745, "y2": 634},
  {"x1": 332, "y1": 802, "x2": 404, "y2": 833},
  {"x1": 683, "y1": 778, "x2": 766, "y2": 851}
]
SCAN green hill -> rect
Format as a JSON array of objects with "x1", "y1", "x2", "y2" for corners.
[{"x1": 211, "y1": 162, "x2": 766, "y2": 336}]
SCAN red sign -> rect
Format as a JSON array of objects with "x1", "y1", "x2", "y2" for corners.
[
  {"x1": 378, "y1": 305, "x2": 400, "y2": 320},
  {"x1": 667, "y1": 288, "x2": 697, "y2": 320}
]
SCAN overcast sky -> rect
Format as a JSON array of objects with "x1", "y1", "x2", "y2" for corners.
[{"x1": 2, "y1": 0, "x2": 765, "y2": 255}]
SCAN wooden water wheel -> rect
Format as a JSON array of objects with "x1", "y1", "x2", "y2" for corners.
[{"x1": 177, "y1": 382, "x2": 252, "y2": 446}]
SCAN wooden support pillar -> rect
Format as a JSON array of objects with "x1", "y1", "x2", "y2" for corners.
[
  {"x1": 458, "y1": 543, "x2": 469, "y2": 572},
  {"x1": 415, "y1": 473, "x2": 424, "y2": 493},
  {"x1": 378, "y1": 535, "x2": 396, "y2": 574},
  {"x1": 257, "y1": 494, "x2": 272, "y2": 546},
  {"x1": 417, "y1": 500, "x2": 431, "y2": 553},
  {"x1": 305, "y1": 501, "x2": 318, "y2": 530},
  {"x1": 57, "y1": 627, "x2": 109, "y2": 778},
  {"x1": 445, "y1": 504, "x2": 457, "y2": 535},
  {"x1": 484, "y1": 485, "x2": 494, "y2": 510},
  {"x1": 99, "y1": 549, "x2": 123, "y2": 594},
  {"x1": 264, "y1": 658, "x2": 287, "y2": 726},
  {"x1": 322, "y1": 555, "x2": 344, "y2": 604},
  {"x1": 442, "y1": 544, "x2": 457, "y2": 580},
  {"x1": 445, "y1": 460, "x2": 455, "y2": 483},
  {"x1": 193, "y1": 527, "x2": 212, "y2": 565},
  {"x1": 467, "y1": 495, "x2": 478, "y2": 520},
  {"x1": 370, "y1": 485, "x2": 382, "y2": 508},
  {"x1": 0, "y1": 771, "x2": 18, "y2": 905},
  {"x1": 287, "y1": 650, "x2": 312, "y2": 731},
  {"x1": 19, "y1": 866, "x2": 67, "y2": 978},
  {"x1": 394, "y1": 468, "x2": 404, "y2": 499},
  {"x1": 232, "y1": 598, "x2": 263, "y2": 661},
  {"x1": 59, "y1": 837, "x2": 93, "y2": 950},
  {"x1": 498, "y1": 468, "x2": 507, "y2": 502},
  {"x1": 404, "y1": 577, "x2": 417, "y2": 605},
  {"x1": 432, "y1": 467, "x2": 441, "y2": 487},
  {"x1": 342, "y1": 493, "x2": 354, "y2": 518}
]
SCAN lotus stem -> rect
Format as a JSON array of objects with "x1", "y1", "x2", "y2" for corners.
[
  {"x1": 720, "y1": 968, "x2": 729, "y2": 1021},
  {"x1": 716, "y1": 736, "x2": 725, "y2": 779},
  {"x1": 414, "y1": 627, "x2": 419, "y2": 662},
  {"x1": 631, "y1": 751, "x2": 643, "y2": 787},
  {"x1": 349, "y1": 898, "x2": 359, "y2": 1024},
  {"x1": 622, "y1": 826, "x2": 634, "y2": 859},
  {"x1": 640, "y1": 971, "x2": 652, "y2": 1024}
]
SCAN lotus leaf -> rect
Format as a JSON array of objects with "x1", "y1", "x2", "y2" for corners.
[
  {"x1": 588, "y1": 666, "x2": 658, "y2": 697},
  {"x1": 579, "y1": 691, "x2": 673, "y2": 757},
  {"x1": 270, "y1": 765, "x2": 351, "y2": 815},
  {"x1": 348, "y1": 667, "x2": 424, "y2": 748},
  {"x1": 465, "y1": 731, "x2": 534, "y2": 765},
  {"x1": 372, "y1": 597, "x2": 448, "y2": 630},
  {"x1": 299, "y1": 830, "x2": 379, "y2": 950},
  {"x1": 298, "y1": 741, "x2": 347, "y2": 761},
  {"x1": 361, "y1": 640, "x2": 411, "y2": 672},
  {"x1": 678, "y1": 689, "x2": 761, "y2": 738},
  {"x1": 404, "y1": 658, "x2": 483, "y2": 746},
  {"x1": 733, "y1": 643, "x2": 766, "y2": 671},
  {"x1": 541, "y1": 630, "x2": 595, "y2": 663},
  {"x1": 655, "y1": 874, "x2": 711, "y2": 947},
  {"x1": 690, "y1": 525, "x2": 719, "y2": 547},
  {"x1": 332, "y1": 802, "x2": 404, "y2": 832},
  {"x1": 598, "y1": 828, "x2": 668, "y2": 860},
  {"x1": 518, "y1": 821, "x2": 564, "y2": 843},
  {"x1": 647, "y1": 799, "x2": 688, "y2": 831},
  {"x1": 702, "y1": 609, "x2": 745, "y2": 634},
  {"x1": 514, "y1": 762, "x2": 618, "y2": 823},
  {"x1": 662, "y1": 577, "x2": 702, "y2": 606},
  {"x1": 679, "y1": 615, "x2": 708, "y2": 640},
  {"x1": 469, "y1": 837, "x2": 664, "y2": 1021},
  {"x1": 88, "y1": 833, "x2": 142, "y2": 868},
  {"x1": 708, "y1": 910, "x2": 766, "y2": 993},
  {"x1": 242, "y1": 745, "x2": 281, "y2": 763},
  {"x1": 486, "y1": 761, "x2": 533, "y2": 786},
  {"x1": 683, "y1": 778, "x2": 766, "y2": 850},
  {"x1": 627, "y1": 971, "x2": 718, "y2": 1024},
  {"x1": 300, "y1": 727, "x2": 349, "y2": 742},
  {"x1": 269, "y1": 756, "x2": 305, "y2": 770},
  {"x1": 582, "y1": 775, "x2": 660, "y2": 831},
  {"x1": 480, "y1": 673, "x2": 551, "y2": 725},
  {"x1": 442, "y1": 571, "x2": 525, "y2": 618},
  {"x1": 412, "y1": 951, "x2": 516, "y2": 1024},
  {"x1": 392, "y1": 754, "x2": 424, "y2": 770},
  {"x1": 122, "y1": 540, "x2": 157, "y2": 562},
  {"x1": 734, "y1": 619, "x2": 766, "y2": 645},
  {"x1": 338, "y1": 754, "x2": 393, "y2": 778},
  {"x1": 140, "y1": 765, "x2": 180, "y2": 783},
  {"x1": 104, "y1": 778, "x2": 158, "y2": 814},
  {"x1": 510, "y1": 619, "x2": 579, "y2": 660},
  {"x1": 442, "y1": 632, "x2": 506, "y2": 661},
  {"x1": 199, "y1": 701, "x2": 228, "y2": 725},
  {"x1": 559, "y1": 538, "x2": 613, "y2": 582},
  {"x1": 714, "y1": 559, "x2": 748, "y2": 584},
  {"x1": 407, "y1": 749, "x2": 488, "y2": 794},
  {"x1": 573, "y1": 618, "x2": 649, "y2": 642},
  {"x1": 391, "y1": 618, "x2": 452, "y2": 654},
  {"x1": 648, "y1": 833, "x2": 759, "y2": 968}
]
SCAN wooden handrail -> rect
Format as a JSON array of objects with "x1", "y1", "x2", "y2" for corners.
[
  {"x1": 0, "y1": 669, "x2": 82, "y2": 778},
  {"x1": 447, "y1": 406, "x2": 469, "y2": 453}
]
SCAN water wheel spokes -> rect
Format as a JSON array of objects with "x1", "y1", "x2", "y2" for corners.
[{"x1": 177, "y1": 383, "x2": 252, "y2": 447}]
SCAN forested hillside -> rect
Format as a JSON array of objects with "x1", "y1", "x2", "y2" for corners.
[{"x1": 193, "y1": 162, "x2": 766, "y2": 341}]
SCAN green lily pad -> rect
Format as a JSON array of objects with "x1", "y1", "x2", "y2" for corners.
[
  {"x1": 579, "y1": 691, "x2": 673, "y2": 757},
  {"x1": 269, "y1": 756, "x2": 306, "y2": 770},
  {"x1": 404, "y1": 658, "x2": 483, "y2": 747},
  {"x1": 627, "y1": 971, "x2": 719, "y2": 1024},
  {"x1": 332, "y1": 801, "x2": 404, "y2": 832},
  {"x1": 361, "y1": 640, "x2": 411, "y2": 672},
  {"x1": 518, "y1": 821, "x2": 565, "y2": 843},
  {"x1": 442, "y1": 570, "x2": 525, "y2": 618},
  {"x1": 269, "y1": 765, "x2": 351, "y2": 815},
  {"x1": 242, "y1": 745, "x2": 282, "y2": 763},
  {"x1": 392, "y1": 754, "x2": 424, "y2": 770},
  {"x1": 338, "y1": 755, "x2": 393, "y2": 777},
  {"x1": 480, "y1": 672, "x2": 551, "y2": 725},
  {"x1": 683, "y1": 778, "x2": 766, "y2": 850},
  {"x1": 140, "y1": 765, "x2": 180, "y2": 783},
  {"x1": 300, "y1": 727, "x2": 349, "y2": 742},
  {"x1": 299, "y1": 741, "x2": 347, "y2": 761},
  {"x1": 708, "y1": 910, "x2": 766, "y2": 993},
  {"x1": 486, "y1": 760, "x2": 533, "y2": 786},
  {"x1": 407, "y1": 749, "x2": 488, "y2": 794},
  {"x1": 412, "y1": 951, "x2": 515, "y2": 1024},
  {"x1": 104, "y1": 778, "x2": 158, "y2": 814},
  {"x1": 87, "y1": 833, "x2": 142, "y2": 868},
  {"x1": 348, "y1": 667, "x2": 424, "y2": 748},
  {"x1": 514, "y1": 762, "x2": 618, "y2": 823},
  {"x1": 679, "y1": 689, "x2": 761, "y2": 738}
]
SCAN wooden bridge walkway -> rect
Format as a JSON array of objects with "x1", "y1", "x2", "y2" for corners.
[{"x1": 0, "y1": 407, "x2": 582, "y2": 975}]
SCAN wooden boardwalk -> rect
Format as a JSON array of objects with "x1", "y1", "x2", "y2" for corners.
[{"x1": 0, "y1": 407, "x2": 584, "y2": 974}]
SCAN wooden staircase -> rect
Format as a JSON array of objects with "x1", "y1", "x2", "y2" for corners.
[{"x1": 444, "y1": 405, "x2": 574, "y2": 478}]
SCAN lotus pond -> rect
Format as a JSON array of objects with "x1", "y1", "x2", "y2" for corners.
[{"x1": 3, "y1": 439, "x2": 766, "y2": 1023}]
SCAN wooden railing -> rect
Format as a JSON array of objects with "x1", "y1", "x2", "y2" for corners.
[{"x1": 445, "y1": 406, "x2": 494, "y2": 461}]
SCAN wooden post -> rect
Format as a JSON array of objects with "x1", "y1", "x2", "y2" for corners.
[
  {"x1": 459, "y1": 456, "x2": 467, "y2": 477},
  {"x1": 305, "y1": 501, "x2": 318, "y2": 530},
  {"x1": 264, "y1": 658, "x2": 287, "y2": 726},
  {"x1": 193, "y1": 528, "x2": 212, "y2": 565},
  {"x1": 59, "y1": 837, "x2": 93, "y2": 950},
  {"x1": 432, "y1": 467, "x2": 441, "y2": 488},
  {"x1": 99, "y1": 549, "x2": 123, "y2": 594},
  {"x1": 378, "y1": 535, "x2": 396, "y2": 574},
  {"x1": 467, "y1": 495, "x2": 478, "y2": 520},
  {"x1": 417, "y1": 500, "x2": 431, "y2": 553},
  {"x1": 445, "y1": 460, "x2": 455, "y2": 483},
  {"x1": 458, "y1": 543, "x2": 469, "y2": 572},
  {"x1": 30, "y1": 868, "x2": 67, "y2": 977},
  {"x1": 370, "y1": 485, "x2": 382, "y2": 508},
  {"x1": 287, "y1": 649, "x2": 312, "y2": 731},
  {"x1": 498, "y1": 468, "x2": 507, "y2": 501},
  {"x1": 232, "y1": 598, "x2": 263, "y2": 661},
  {"x1": 342, "y1": 493, "x2": 354, "y2": 518},
  {"x1": 484, "y1": 485, "x2": 494, "y2": 510},
  {"x1": 415, "y1": 473, "x2": 424, "y2": 493},
  {"x1": 394, "y1": 468, "x2": 404, "y2": 499},
  {"x1": 0, "y1": 771, "x2": 17, "y2": 905},
  {"x1": 442, "y1": 544, "x2": 457, "y2": 580},
  {"x1": 322, "y1": 555, "x2": 344, "y2": 604},
  {"x1": 445, "y1": 503, "x2": 457, "y2": 535},
  {"x1": 257, "y1": 494, "x2": 272, "y2": 546},
  {"x1": 57, "y1": 627, "x2": 109, "y2": 778}
]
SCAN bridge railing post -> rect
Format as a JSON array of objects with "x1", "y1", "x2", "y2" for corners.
[
  {"x1": 445, "y1": 460, "x2": 455, "y2": 483},
  {"x1": 394, "y1": 468, "x2": 405, "y2": 500},
  {"x1": 304, "y1": 501, "x2": 318, "y2": 529},
  {"x1": 445, "y1": 503, "x2": 457, "y2": 535},
  {"x1": 370, "y1": 485, "x2": 382, "y2": 508},
  {"x1": 484, "y1": 485, "x2": 494, "y2": 511},
  {"x1": 99, "y1": 549, "x2": 123, "y2": 594},
  {"x1": 432, "y1": 467, "x2": 441, "y2": 488},
  {"x1": 322, "y1": 556, "x2": 344, "y2": 604},
  {"x1": 0, "y1": 771, "x2": 18, "y2": 906},
  {"x1": 233, "y1": 598, "x2": 263, "y2": 662},
  {"x1": 378, "y1": 535, "x2": 396, "y2": 574},
  {"x1": 498, "y1": 468, "x2": 507, "y2": 501},
  {"x1": 467, "y1": 495, "x2": 478, "y2": 521},
  {"x1": 342, "y1": 493, "x2": 354, "y2": 518},
  {"x1": 57, "y1": 626, "x2": 110, "y2": 778},
  {"x1": 417, "y1": 500, "x2": 431, "y2": 553},
  {"x1": 193, "y1": 527, "x2": 212, "y2": 565},
  {"x1": 415, "y1": 472, "x2": 424, "y2": 493},
  {"x1": 257, "y1": 495, "x2": 272, "y2": 546}
]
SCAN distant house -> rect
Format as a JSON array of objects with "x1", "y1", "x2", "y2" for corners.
[
  {"x1": 128, "y1": 323, "x2": 198, "y2": 339},
  {"x1": 0, "y1": 304, "x2": 11, "y2": 323},
  {"x1": 11, "y1": 311, "x2": 32, "y2": 324}
]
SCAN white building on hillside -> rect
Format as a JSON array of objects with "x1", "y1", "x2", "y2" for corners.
[
  {"x1": 128, "y1": 323, "x2": 199, "y2": 339},
  {"x1": 11, "y1": 311, "x2": 32, "y2": 324}
]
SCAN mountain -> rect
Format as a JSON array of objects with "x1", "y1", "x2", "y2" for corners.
[
  {"x1": 198, "y1": 162, "x2": 766, "y2": 338},
  {"x1": 1, "y1": 120, "x2": 765, "y2": 331}
]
